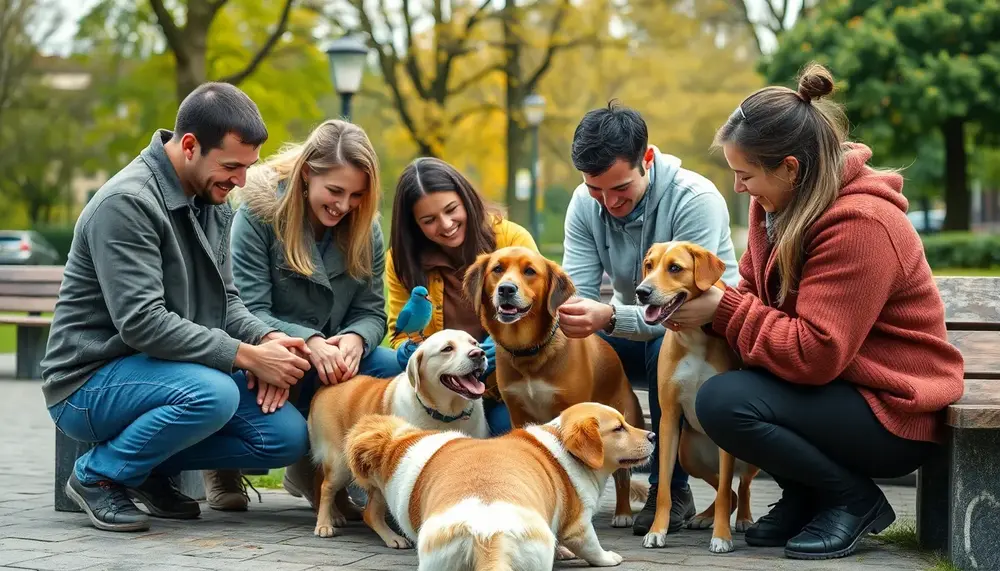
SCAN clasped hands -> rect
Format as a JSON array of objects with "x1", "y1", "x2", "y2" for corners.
[
  {"x1": 556, "y1": 288, "x2": 724, "y2": 337},
  {"x1": 241, "y1": 331, "x2": 365, "y2": 414}
]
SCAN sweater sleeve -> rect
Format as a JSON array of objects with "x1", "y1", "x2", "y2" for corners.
[{"x1": 712, "y1": 216, "x2": 900, "y2": 384}]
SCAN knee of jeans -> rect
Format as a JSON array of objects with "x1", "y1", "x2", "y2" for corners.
[
  {"x1": 270, "y1": 412, "x2": 309, "y2": 466},
  {"x1": 193, "y1": 369, "x2": 240, "y2": 425},
  {"x1": 694, "y1": 371, "x2": 745, "y2": 436}
]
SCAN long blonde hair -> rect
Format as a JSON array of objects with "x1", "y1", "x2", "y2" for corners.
[
  {"x1": 714, "y1": 63, "x2": 847, "y2": 304},
  {"x1": 265, "y1": 119, "x2": 380, "y2": 280}
]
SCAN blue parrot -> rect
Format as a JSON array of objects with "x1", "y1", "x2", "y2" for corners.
[{"x1": 391, "y1": 285, "x2": 433, "y2": 344}]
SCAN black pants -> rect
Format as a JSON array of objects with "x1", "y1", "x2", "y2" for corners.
[{"x1": 696, "y1": 369, "x2": 937, "y2": 512}]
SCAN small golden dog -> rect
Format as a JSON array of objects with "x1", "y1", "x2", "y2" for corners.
[
  {"x1": 346, "y1": 402, "x2": 656, "y2": 570},
  {"x1": 307, "y1": 329, "x2": 491, "y2": 548},
  {"x1": 463, "y1": 245, "x2": 648, "y2": 528},
  {"x1": 634, "y1": 241, "x2": 759, "y2": 553}
]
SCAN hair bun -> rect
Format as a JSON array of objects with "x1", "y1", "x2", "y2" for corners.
[{"x1": 797, "y1": 63, "x2": 835, "y2": 103}]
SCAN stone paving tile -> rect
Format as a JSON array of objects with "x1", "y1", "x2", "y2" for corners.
[{"x1": 0, "y1": 376, "x2": 940, "y2": 571}]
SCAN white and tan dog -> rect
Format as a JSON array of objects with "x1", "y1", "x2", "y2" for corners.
[
  {"x1": 635, "y1": 241, "x2": 760, "y2": 553},
  {"x1": 345, "y1": 402, "x2": 656, "y2": 571},
  {"x1": 307, "y1": 329, "x2": 491, "y2": 548}
]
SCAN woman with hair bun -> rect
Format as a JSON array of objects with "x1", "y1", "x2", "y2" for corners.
[{"x1": 666, "y1": 63, "x2": 964, "y2": 560}]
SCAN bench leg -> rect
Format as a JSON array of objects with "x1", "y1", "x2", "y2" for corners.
[
  {"x1": 916, "y1": 441, "x2": 950, "y2": 552},
  {"x1": 15, "y1": 325, "x2": 49, "y2": 380},
  {"x1": 947, "y1": 429, "x2": 1000, "y2": 571},
  {"x1": 54, "y1": 430, "x2": 206, "y2": 512}
]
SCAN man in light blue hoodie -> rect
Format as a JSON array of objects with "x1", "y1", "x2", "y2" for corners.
[{"x1": 558, "y1": 102, "x2": 739, "y2": 537}]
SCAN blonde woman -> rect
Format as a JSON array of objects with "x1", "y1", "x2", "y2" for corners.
[{"x1": 214, "y1": 119, "x2": 397, "y2": 512}]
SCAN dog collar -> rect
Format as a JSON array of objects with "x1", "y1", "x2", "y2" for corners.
[
  {"x1": 414, "y1": 391, "x2": 474, "y2": 423},
  {"x1": 499, "y1": 319, "x2": 560, "y2": 358}
]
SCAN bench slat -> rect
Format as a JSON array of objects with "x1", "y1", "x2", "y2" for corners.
[
  {"x1": 937, "y1": 276, "x2": 1000, "y2": 325},
  {"x1": 0, "y1": 265, "x2": 64, "y2": 283},
  {"x1": 947, "y1": 404, "x2": 1000, "y2": 429},
  {"x1": 0, "y1": 315, "x2": 52, "y2": 326},
  {"x1": 0, "y1": 283, "x2": 62, "y2": 297},
  {"x1": 0, "y1": 296, "x2": 57, "y2": 313},
  {"x1": 949, "y1": 330, "x2": 1000, "y2": 379}
]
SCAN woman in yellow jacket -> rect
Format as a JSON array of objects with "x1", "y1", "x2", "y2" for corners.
[{"x1": 385, "y1": 157, "x2": 538, "y2": 435}]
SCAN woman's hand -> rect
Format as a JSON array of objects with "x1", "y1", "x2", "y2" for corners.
[
  {"x1": 329, "y1": 333, "x2": 364, "y2": 381},
  {"x1": 306, "y1": 335, "x2": 348, "y2": 385},
  {"x1": 668, "y1": 287, "x2": 724, "y2": 329},
  {"x1": 245, "y1": 372, "x2": 290, "y2": 413}
]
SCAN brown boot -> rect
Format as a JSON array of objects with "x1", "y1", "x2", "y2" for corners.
[
  {"x1": 202, "y1": 470, "x2": 250, "y2": 512},
  {"x1": 282, "y1": 456, "x2": 316, "y2": 508}
]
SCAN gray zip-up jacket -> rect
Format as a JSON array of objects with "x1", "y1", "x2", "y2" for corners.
[
  {"x1": 40, "y1": 130, "x2": 275, "y2": 407},
  {"x1": 562, "y1": 147, "x2": 740, "y2": 341},
  {"x1": 228, "y1": 165, "x2": 387, "y2": 357}
]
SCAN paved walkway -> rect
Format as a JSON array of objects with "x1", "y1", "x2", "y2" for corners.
[{"x1": 1, "y1": 361, "x2": 936, "y2": 570}]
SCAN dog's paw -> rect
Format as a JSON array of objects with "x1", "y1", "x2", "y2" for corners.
[
  {"x1": 383, "y1": 533, "x2": 412, "y2": 549},
  {"x1": 687, "y1": 515, "x2": 714, "y2": 530},
  {"x1": 314, "y1": 524, "x2": 338, "y2": 538},
  {"x1": 591, "y1": 550, "x2": 623, "y2": 566},
  {"x1": 642, "y1": 531, "x2": 668, "y2": 548},
  {"x1": 555, "y1": 544, "x2": 576, "y2": 560},
  {"x1": 610, "y1": 514, "x2": 633, "y2": 528},
  {"x1": 709, "y1": 537, "x2": 734, "y2": 554},
  {"x1": 734, "y1": 518, "x2": 754, "y2": 533},
  {"x1": 329, "y1": 514, "x2": 348, "y2": 527}
]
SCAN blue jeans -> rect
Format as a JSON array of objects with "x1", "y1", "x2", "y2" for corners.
[
  {"x1": 597, "y1": 331, "x2": 689, "y2": 490},
  {"x1": 292, "y1": 346, "x2": 403, "y2": 416},
  {"x1": 48, "y1": 353, "x2": 310, "y2": 488}
]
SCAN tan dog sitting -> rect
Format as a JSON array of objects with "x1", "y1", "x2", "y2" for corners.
[
  {"x1": 345, "y1": 402, "x2": 656, "y2": 570},
  {"x1": 307, "y1": 329, "x2": 490, "y2": 548},
  {"x1": 462, "y1": 245, "x2": 648, "y2": 528},
  {"x1": 634, "y1": 241, "x2": 759, "y2": 553}
]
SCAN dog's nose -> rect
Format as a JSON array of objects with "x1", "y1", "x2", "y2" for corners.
[
  {"x1": 635, "y1": 284, "x2": 652, "y2": 304},
  {"x1": 497, "y1": 282, "x2": 517, "y2": 297},
  {"x1": 646, "y1": 431, "x2": 657, "y2": 443},
  {"x1": 468, "y1": 347, "x2": 484, "y2": 359}
]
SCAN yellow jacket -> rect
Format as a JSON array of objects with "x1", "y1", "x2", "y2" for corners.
[{"x1": 385, "y1": 217, "x2": 538, "y2": 348}]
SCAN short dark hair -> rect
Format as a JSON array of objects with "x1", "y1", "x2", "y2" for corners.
[
  {"x1": 173, "y1": 82, "x2": 268, "y2": 154},
  {"x1": 389, "y1": 157, "x2": 498, "y2": 292},
  {"x1": 571, "y1": 100, "x2": 649, "y2": 177}
]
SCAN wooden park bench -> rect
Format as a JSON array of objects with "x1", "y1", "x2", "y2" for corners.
[
  {"x1": 0, "y1": 265, "x2": 63, "y2": 380},
  {"x1": 600, "y1": 274, "x2": 999, "y2": 570}
]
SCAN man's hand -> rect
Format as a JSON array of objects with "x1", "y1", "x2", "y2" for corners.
[
  {"x1": 329, "y1": 333, "x2": 364, "y2": 381},
  {"x1": 246, "y1": 372, "x2": 289, "y2": 413},
  {"x1": 669, "y1": 287, "x2": 724, "y2": 329},
  {"x1": 236, "y1": 337, "x2": 311, "y2": 389},
  {"x1": 557, "y1": 296, "x2": 614, "y2": 338},
  {"x1": 260, "y1": 330, "x2": 288, "y2": 343},
  {"x1": 306, "y1": 336, "x2": 348, "y2": 385}
]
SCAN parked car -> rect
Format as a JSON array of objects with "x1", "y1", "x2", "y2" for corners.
[
  {"x1": 0, "y1": 230, "x2": 61, "y2": 265},
  {"x1": 907, "y1": 209, "x2": 945, "y2": 233}
]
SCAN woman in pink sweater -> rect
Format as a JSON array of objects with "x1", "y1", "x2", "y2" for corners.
[{"x1": 669, "y1": 64, "x2": 965, "y2": 560}]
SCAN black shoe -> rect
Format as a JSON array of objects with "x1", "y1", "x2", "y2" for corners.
[
  {"x1": 784, "y1": 493, "x2": 896, "y2": 560},
  {"x1": 127, "y1": 474, "x2": 201, "y2": 519},
  {"x1": 65, "y1": 472, "x2": 150, "y2": 532},
  {"x1": 745, "y1": 492, "x2": 818, "y2": 547},
  {"x1": 632, "y1": 483, "x2": 697, "y2": 536}
]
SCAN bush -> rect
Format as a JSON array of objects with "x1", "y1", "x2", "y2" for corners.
[
  {"x1": 33, "y1": 225, "x2": 76, "y2": 264},
  {"x1": 921, "y1": 232, "x2": 1000, "y2": 269}
]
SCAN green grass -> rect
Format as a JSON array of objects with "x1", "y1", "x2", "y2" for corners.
[
  {"x1": 245, "y1": 467, "x2": 286, "y2": 490},
  {"x1": 873, "y1": 519, "x2": 960, "y2": 571},
  {"x1": 932, "y1": 266, "x2": 1000, "y2": 276}
]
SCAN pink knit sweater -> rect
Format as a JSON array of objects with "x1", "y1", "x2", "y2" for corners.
[{"x1": 712, "y1": 143, "x2": 965, "y2": 443}]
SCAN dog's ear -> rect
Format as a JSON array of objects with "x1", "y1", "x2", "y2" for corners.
[
  {"x1": 562, "y1": 416, "x2": 604, "y2": 470},
  {"x1": 345, "y1": 414, "x2": 402, "y2": 487},
  {"x1": 546, "y1": 261, "x2": 576, "y2": 316},
  {"x1": 405, "y1": 343, "x2": 425, "y2": 391},
  {"x1": 690, "y1": 246, "x2": 726, "y2": 292},
  {"x1": 462, "y1": 253, "x2": 492, "y2": 317}
]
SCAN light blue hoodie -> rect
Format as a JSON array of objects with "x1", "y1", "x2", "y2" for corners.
[{"x1": 561, "y1": 147, "x2": 740, "y2": 341}]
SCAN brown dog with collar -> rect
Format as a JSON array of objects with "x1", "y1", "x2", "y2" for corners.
[{"x1": 463, "y1": 245, "x2": 648, "y2": 529}]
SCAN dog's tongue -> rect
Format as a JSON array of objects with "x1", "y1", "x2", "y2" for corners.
[
  {"x1": 499, "y1": 304, "x2": 519, "y2": 315},
  {"x1": 644, "y1": 305, "x2": 664, "y2": 322},
  {"x1": 457, "y1": 374, "x2": 486, "y2": 396}
]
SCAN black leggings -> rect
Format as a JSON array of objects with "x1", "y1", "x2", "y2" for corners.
[{"x1": 695, "y1": 368, "x2": 937, "y2": 510}]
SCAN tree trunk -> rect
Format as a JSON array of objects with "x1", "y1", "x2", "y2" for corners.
[
  {"x1": 502, "y1": 1, "x2": 528, "y2": 226},
  {"x1": 942, "y1": 117, "x2": 970, "y2": 231}
]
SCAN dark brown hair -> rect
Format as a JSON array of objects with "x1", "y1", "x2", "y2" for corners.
[
  {"x1": 389, "y1": 157, "x2": 499, "y2": 291},
  {"x1": 713, "y1": 62, "x2": 847, "y2": 304}
]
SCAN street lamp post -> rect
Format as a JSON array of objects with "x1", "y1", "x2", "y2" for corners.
[
  {"x1": 324, "y1": 34, "x2": 370, "y2": 121},
  {"x1": 523, "y1": 94, "x2": 546, "y2": 240}
]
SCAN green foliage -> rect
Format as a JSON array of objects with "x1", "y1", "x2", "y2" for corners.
[
  {"x1": 33, "y1": 225, "x2": 77, "y2": 264},
  {"x1": 921, "y1": 231, "x2": 1000, "y2": 268}
]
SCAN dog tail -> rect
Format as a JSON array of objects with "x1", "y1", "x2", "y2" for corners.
[
  {"x1": 417, "y1": 500, "x2": 555, "y2": 571},
  {"x1": 630, "y1": 479, "x2": 650, "y2": 504},
  {"x1": 345, "y1": 413, "x2": 408, "y2": 488}
]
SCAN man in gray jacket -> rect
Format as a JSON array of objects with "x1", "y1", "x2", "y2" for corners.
[
  {"x1": 558, "y1": 102, "x2": 739, "y2": 538},
  {"x1": 41, "y1": 83, "x2": 312, "y2": 532}
]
